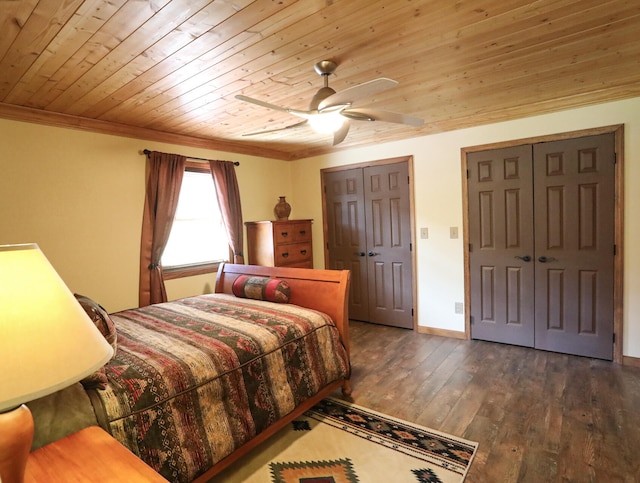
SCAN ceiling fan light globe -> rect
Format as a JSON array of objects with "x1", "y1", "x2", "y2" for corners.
[{"x1": 309, "y1": 112, "x2": 345, "y2": 134}]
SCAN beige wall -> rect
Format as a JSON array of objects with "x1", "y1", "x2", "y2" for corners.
[
  {"x1": 2, "y1": 96, "x2": 639, "y2": 358},
  {"x1": 0, "y1": 119, "x2": 293, "y2": 311}
]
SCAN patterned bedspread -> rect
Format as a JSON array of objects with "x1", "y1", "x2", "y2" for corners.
[{"x1": 89, "y1": 294, "x2": 349, "y2": 482}]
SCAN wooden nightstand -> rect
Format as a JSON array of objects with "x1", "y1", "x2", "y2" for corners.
[{"x1": 25, "y1": 426, "x2": 168, "y2": 482}]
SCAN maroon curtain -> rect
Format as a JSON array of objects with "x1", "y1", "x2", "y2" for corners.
[
  {"x1": 209, "y1": 160, "x2": 244, "y2": 264},
  {"x1": 139, "y1": 151, "x2": 186, "y2": 307}
]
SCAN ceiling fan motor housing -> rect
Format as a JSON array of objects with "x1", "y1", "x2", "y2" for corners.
[
  {"x1": 314, "y1": 60, "x2": 337, "y2": 76},
  {"x1": 310, "y1": 86, "x2": 337, "y2": 110}
]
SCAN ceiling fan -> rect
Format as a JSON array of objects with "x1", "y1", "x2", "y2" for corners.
[{"x1": 235, "y1": 60, "x2": 424, "y2": 145}]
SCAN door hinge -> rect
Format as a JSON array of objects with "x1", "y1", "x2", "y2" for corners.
[
  {"x1": 466, "y1": 169, "x2": 470, "y2": 179},
  {"x1": 470, "y1": 315, "x2": 474, "y2": 325},
  {"x1": 614, "y1": 244, "x2": 617, "y2": 256},
  {"x1": 412, "y1": 308, "x2": 414, "y2": 316},
  {"x1": 469, "y1": 243, "x2": 472, "y2": 252},
  {"x1": 410, "y1": 242, "x2": 413, "y2": 252},
  {"x1": 613, "y1": 333, "x2": 616, "y2": 343}
]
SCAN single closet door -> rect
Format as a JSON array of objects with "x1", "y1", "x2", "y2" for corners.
[
  {"x1": 324, "y1": 162, "x2": 413, "y2": 329},
  {"x1": 467, "y1": 145, "x2": 536, "y2": 347},
  {"x1": 468, "y1": 133, "x2": 615, "y2": 360},
  {"x1": 323, "y1": 168, "x2": 369, "y2": 322},
  {"x1": 532, "y1": 135, "x2": 615, "y2": 359}
]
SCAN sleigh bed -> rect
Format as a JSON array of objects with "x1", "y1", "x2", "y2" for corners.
[{"x1": 30, "y1": 263, "x2": 351, "y2": 482}]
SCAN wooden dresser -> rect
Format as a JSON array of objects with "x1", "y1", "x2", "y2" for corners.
[{"x1": 245, "y1": 219, "x2": 313, "y2": 268}]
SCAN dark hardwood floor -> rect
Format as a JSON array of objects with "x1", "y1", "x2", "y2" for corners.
[{"x1": 332, "y1": 321, "x2": 640, "y2": 483}]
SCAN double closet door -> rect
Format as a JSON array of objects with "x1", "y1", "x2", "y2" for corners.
[
  {"x1": 323, "y1": 161, "x2": 413, "y2": 329},
  {"x1": 467, "y1": 134, "x2": 615, "y2": 360}
]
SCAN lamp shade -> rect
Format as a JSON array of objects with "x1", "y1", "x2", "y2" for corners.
[{"x1": 0, "y1": 244, "x2": 114, "y2": 412}]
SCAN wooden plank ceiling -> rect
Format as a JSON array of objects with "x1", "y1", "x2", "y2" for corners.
[{"x1": 0, "y1": 0, "x2": 639, "y2": 160}]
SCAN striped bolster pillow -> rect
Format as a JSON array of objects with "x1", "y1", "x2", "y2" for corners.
[{"x1": 231, "y1": 275, "x2": 291, "y2": 303}]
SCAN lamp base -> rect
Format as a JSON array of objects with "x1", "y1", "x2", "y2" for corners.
[{"x1": 0, "y1": 404, "x2": 34, "y2": 483}]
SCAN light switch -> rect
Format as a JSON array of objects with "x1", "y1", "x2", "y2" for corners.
[
  {"x1": 420, "y1": 227, "x2": 429, "y2": 239},
  {"x1": 450, "y1": 226, "x2": 459, "y2": 239}
]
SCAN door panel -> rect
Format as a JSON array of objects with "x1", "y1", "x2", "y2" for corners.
[
  {"x1": 363, "y1": 163, "x2": 413, "y2": 328},
  {"x1": 533, "y1": 134, "x2": 615, "y2": 359},
  {"x1": 468, "y1": 145, "x2": 535, "y2": 346},
  {"x1": 324, "y1": 169, "x2": 368, "y2": 321}
]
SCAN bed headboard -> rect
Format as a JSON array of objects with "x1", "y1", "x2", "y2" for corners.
[{"x1": 215, "y1": 263, "x2": 351, "y2": 355}]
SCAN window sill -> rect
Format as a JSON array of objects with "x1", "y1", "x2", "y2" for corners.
[{"x1": 163, "y1": 261, "x2": 222, "y2": 280}]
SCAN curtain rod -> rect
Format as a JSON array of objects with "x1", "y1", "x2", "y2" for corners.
[{"x1": 143, "y1": 149, "x2": 239, "y2": 166}]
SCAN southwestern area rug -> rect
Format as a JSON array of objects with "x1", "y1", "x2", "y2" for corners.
[{"x1": 214, "y1": 398, "x2": 478, "y2": 483}]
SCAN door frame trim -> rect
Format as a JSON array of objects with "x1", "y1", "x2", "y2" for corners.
[
  {"x1": 461, "y1": 124, "x2": 624, "y2": 363},
  {"x1": 320, "y1": 156, "x2": 417, "y2": 330}
]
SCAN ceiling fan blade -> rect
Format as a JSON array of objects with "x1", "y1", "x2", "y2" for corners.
[
  {"x1": 235, "y1": 94, "x2": 290, "y2": 113},
  {"x1": 318, "y1": 78, "x2": 398, "y2": 111},
  {"x1": 333, "y1": 120, "x2": 350, "y2": 145},
  {"x1": 236, "y1": 94, "x2": 313, "y2": 119},
  {"x1": 242, "y1": 120, "x2": 308, "y2": 137},
  {"x1": 342, "y1": 107, "x2": 424, "y2": 127}
]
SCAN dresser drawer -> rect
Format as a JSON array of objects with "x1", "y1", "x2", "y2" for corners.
[
  {"x1": 274, "y1": 222, "x2": 311, "y2": 244},
  {"x1": 275, "y1": 242, "x2": 312, "y2": 265}
]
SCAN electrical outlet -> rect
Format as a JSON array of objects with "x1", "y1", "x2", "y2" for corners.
[
  {"x1": 450, "y1": 226, "x2": 459, "y2": 239},
  {"x1": 454, "y1": 302, "x2": 464, "y2": 314},
  {"x1": 420, "y1": 227, "x2": 429, "y2": 239}
]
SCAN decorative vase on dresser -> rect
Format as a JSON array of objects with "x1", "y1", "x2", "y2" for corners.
[
  {"x1": 245, "y1": 219, "x2": 313, "y2": 268},
  {"x1": 274, "y1": 196, "x2": 292, "y2": 220}
]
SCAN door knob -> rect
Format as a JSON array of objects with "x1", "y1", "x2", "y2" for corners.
[
  {"x1": 538, "y1": 256, "x2": 557, "y2": 263},
  {"x1": 514, "y1": 255, "x2": 531, "y2": 262},
  {"x1": 355, "y1": 252, "x2": 366, "y2": 257},
  {"x1": 368, "y1": 251, "x2": 379, "y2": 257}
]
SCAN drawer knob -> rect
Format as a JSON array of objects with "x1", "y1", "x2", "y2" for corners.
[
  {"x1": 282, "y1": 252, "x2": 289, "y2": 258},
  {"x1": 281, "y1": 231, "x2": 289, "y2": 237},
  {"x1": 300, "y1": 249, "x2": 307, "y2": 255},
  {"x1": 299, "y1": 230, "x2": 306, "y2": 235}
]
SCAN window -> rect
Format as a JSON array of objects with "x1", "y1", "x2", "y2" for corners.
[{"x1": 162, "y1": 163, "x2": 230, "y2": 278}]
